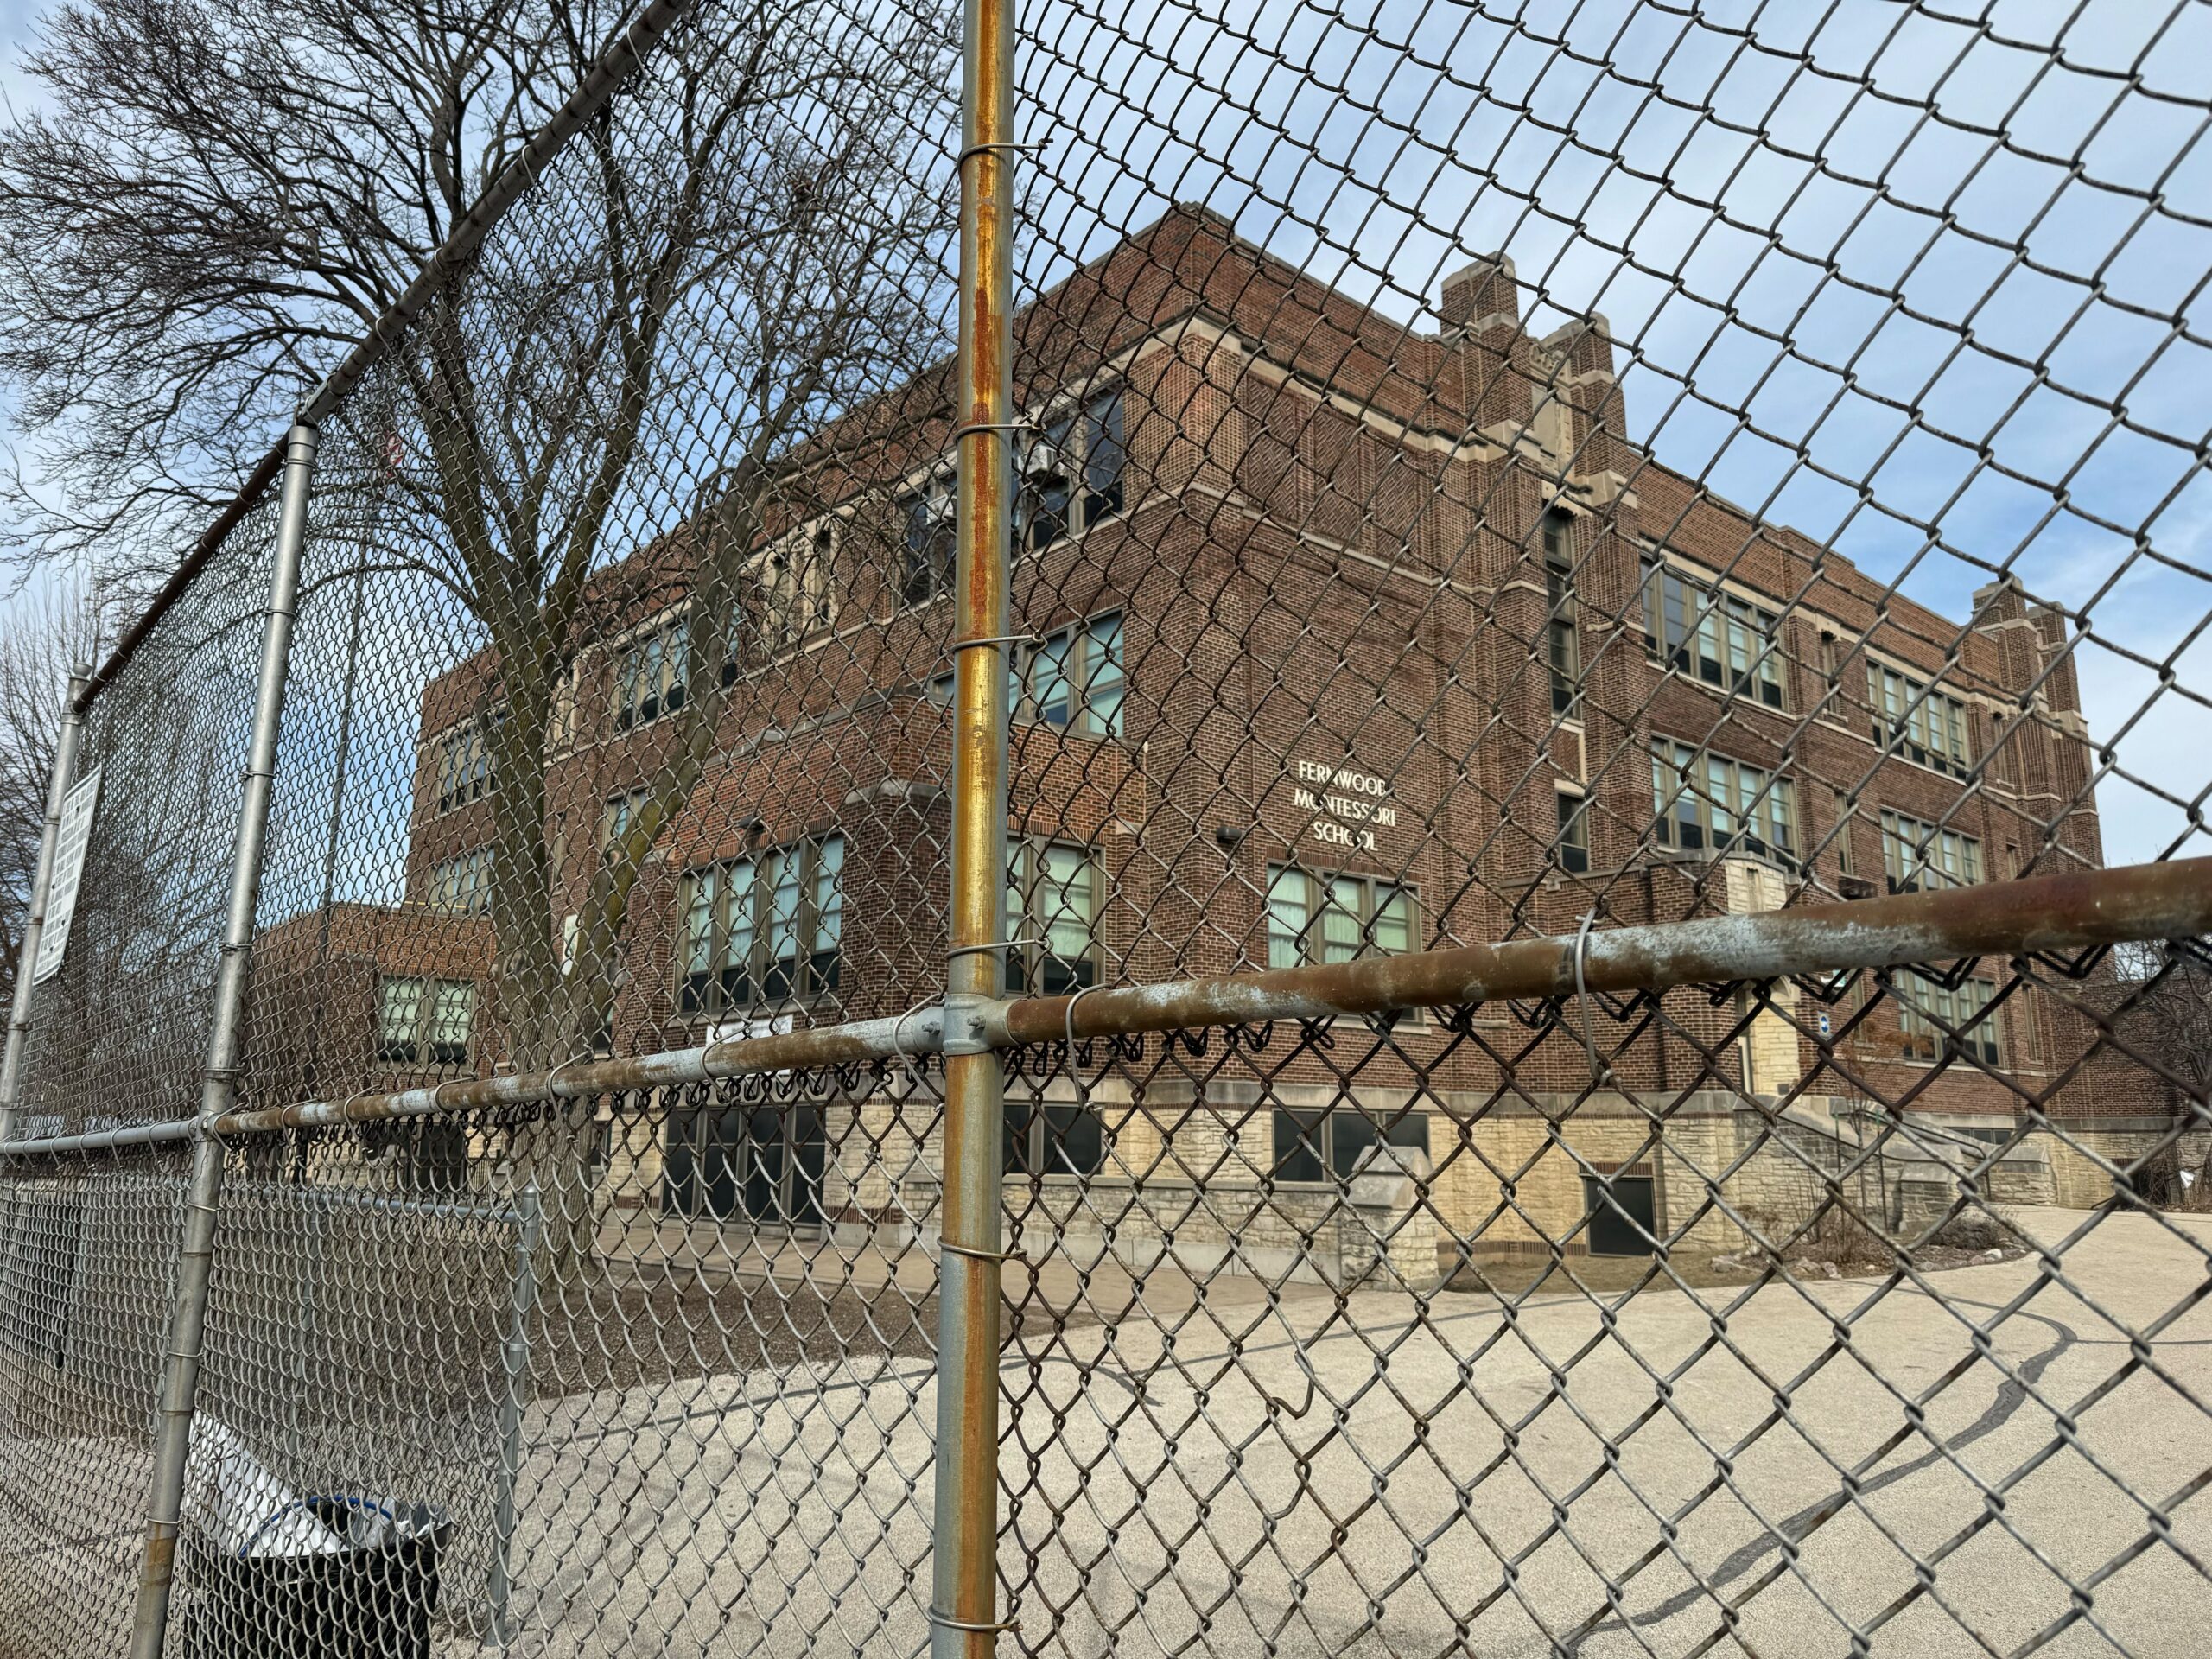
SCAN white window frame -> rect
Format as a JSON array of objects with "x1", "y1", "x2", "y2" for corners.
[
  {"x1": 426, "y1": 848, "x2": 493, "y2": 915},
  {"x1": 1005, "y1": 840, "x2": 1102, "y2": 995},
  {"x1": 432, "y1": 707, "x2": 501, "y2": 814},
  {"x1": 1545, "y1": 511, "x2": 1582, "y2": 718},
  {"x1": 1020, "y1": 387, "x2": 1127, "y2": 552},
  {"x1": 930, "y1": 611, "x2": 1125, "y2": 739},
  {"x1": 898, "y1": 474, "x2": 957, "y2": 607},
  {"x1": 1266, "y1": 866, "x2": 1417, "y2": 969},
  {"x1": 1555, "y1": 786, "x2": 1590, "y2": 874},
  {"x1": 613, "y1": 614, "x2": 690, "y2": 733},
  {"x1": 725, "y1": 522, "x2": 839, "y2": 681},
  {"x1": 1641, "y1": 556, "x2": 1786, "y2": 710},
  {"x1": 377, "y1": 976, "x2": 475, "y2": 1068},
  {"x1": 601, "y1": 788, "x2": 653, "y2": 860},
  {"x1": 1867, "y1": 659, "x2": 1973, "y2": 780},
  {"x1": 1879, "y1": 810, "x2": 1982, "y2": 893},
  {"x1": 1650, "y1": 740, "x2": 1796, "y2": 868},
  {"x1": 1895, "y1": 971, "x2": 2000, "y2": 1065}
]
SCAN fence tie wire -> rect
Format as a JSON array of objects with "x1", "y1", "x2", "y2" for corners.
[
  {"x1": 1571, "y1": 908, "x2": 1613, "y2": 1093},
  {"x1": 952, "y1": 140, "x2": 1044, "y2": 168}
]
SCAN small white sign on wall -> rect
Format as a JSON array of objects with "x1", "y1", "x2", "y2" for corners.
[
  {"x1": 33, "y1": 767, "x2": 100, "y2": 986},
  {"x1": 1292, "y1": 758, "x2": 1398, "y2": 851}
]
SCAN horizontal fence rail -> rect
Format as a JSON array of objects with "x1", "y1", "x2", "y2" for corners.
[{"x1": 0, "y1": 859, "x2": 2203, "y2": 1159}]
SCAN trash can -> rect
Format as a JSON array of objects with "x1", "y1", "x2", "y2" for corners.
[{"x1": 180, "y1": 1495, "x2": 450, "y2": 1659}]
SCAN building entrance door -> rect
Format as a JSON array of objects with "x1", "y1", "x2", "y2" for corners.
[{"x1": 736, "y1": 1103, "x2": 827, "y2": 1229}]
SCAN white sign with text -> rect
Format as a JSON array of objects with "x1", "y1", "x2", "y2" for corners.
[
  {"x1": 1293, "y1": 758, "x2": 1397, "y2": 850},
  {"x1": 33, "y1": 766, "x2": 101, "y2": 986}
]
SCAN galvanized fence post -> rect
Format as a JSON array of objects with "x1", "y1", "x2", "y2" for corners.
[
  {"x1": 931, "y1": 0, "x2": 1018, "y2": 1648},
  {"x1": 0, "y1": 664, "x2": 92, "y2": 1144},
  {"x1": 127, "y1": 418, "x2": 320, "y2": 1659},
  {"x1": 491, "y1": 1184, "x2": 541, "y2": 1646}
]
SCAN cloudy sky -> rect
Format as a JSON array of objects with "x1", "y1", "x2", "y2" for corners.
[
  {"x1": 0, "y1": 0, "x2": 2203, "y2": 899},
  {"x1": 1007, "y1": 0, "x2": 2209, "y2": 868}
]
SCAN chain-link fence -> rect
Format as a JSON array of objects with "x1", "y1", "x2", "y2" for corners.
[{"x1": 1, "y1": 0, "x2": 2209, "y2": 1654}]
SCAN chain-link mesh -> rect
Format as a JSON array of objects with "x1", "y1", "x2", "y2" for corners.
[
  {"x1": 0, "y1": 1155, "x2": 185, "y2": 1655},
  {"x1": 3, "y1": 0, "x2": 2210, "y2": 1654},
  {"x1": 13, "y1": 501, "x2": 279, "y2": 1138}
]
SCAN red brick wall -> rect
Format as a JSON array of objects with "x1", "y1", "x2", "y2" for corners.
[{"x1": 288, "y1": 207, "x2": 2155, "y2": 1128}]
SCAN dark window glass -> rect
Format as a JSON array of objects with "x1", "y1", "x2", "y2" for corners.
[
  {"x1": 1272, "y1": 1109, "x2": 1327, "y2": 1184},
  {"x1": 1003, "y1": 1099, "x2": 1106, "y2": 1178},
  {"x1": 902, "y1": 482, "x2": 954, "y2": 603},
  {"x1": 1083, "y1": 393, "x2": 1125, "y2": 521},
  {"x1": 1020, "y1": 392, "x2": 1125, "y2": 550},
  {"x1": 1557, "y1": 791, "x2": 1590, "y2": 873},
  {"x1": 1585, "y1": 1174, "x2": 1656, "y2": 1255},
  {"x1": 1272, "y1": 1109, "x2": 1427, "y2": 1181}
]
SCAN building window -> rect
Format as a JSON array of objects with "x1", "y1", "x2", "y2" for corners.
[
  {"x1": 1004, "y1": 1098, "x2": 1106, "y2": 1179},
  {"x1": 1271, "y1": 1107, "x2": 1427, "y2": 1184},
  {"x1": 1027, "y1": 613, "x2": 1124, "y2": 736},
  {"x1": 726, "y1": 526, "x2": 837, "y2": 683},
  {"x1": 1556, "y1": 789, "x2": 1590, "y2": 874},
  {"x1": 677, "y1": 835, "x2": 845, "y2": 1016},
  {"x1": 1267, "y1": 867, "x2": 1415, "y2": 969},
  {"x1": 1896, "y1": 972, "x2": 2000, "y2": 1065},
  {"x1": 601, "y1": 789, "x2": 652, "y2": 859},
  {"x1": 1650, "y1": 740, "x2": 1796, "y2": 867},
  {"x1": 1020, "y1": 390, "x2": 1126, "y2": 550},
  {"x1": 1867, "y1": 662, "x2": 1972, "y2": 779},
  {"x1": 1880, "y1": 810, "x2": 1982, "y2": 893},
  {"x1": 1642, "y1": 558, "x2": 1785, "y2": 709},
  {"x1": 1006, "y1": 841, "x2": 1100, "y2": 995},
  {"x1": 433, "y1": 710, "x2": 500, "y2": 813},
  {"x1": 1832, "y1": 787, "x2": 1856, "y2": 876},
  {"x1": 1545, "y1": 512, "x2": 1581, "y2": 716},
  {"x1": 929, "y1": 611, "x2": 1126, "y2": 738},
  {"x1": 549, "y1": 662, "x2": 581, "y2": 754},
  {"x1": 613, "y1": 617, "x2": 689, "y2": 732},
  {"x1": 661, "y1": 1102, "x2": 829, "y2": 1226},
  {"x1": 427, "y1": 848, "x2": 492, "y2": 914},
  {"x1": 899, "y1": 475, "x2": 955, "y2": 605},
  {"x1": 377, "y1": 976, "x2": 474, "y2": 1067},
  {"x1": 1584, "y1": 1172, "x2": 1657, "y2": 1255}
]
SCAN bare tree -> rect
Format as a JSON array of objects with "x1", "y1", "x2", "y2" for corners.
[
  {"x1": 0, "y1": 0, "x2": 959, "y2": 1255},
  {"x1": 2112, "y1": 940, "x2": 2212, "y2": 1102},
  {"x1": 0, "y1": 0, "x2": 623, "y2": 585},
  {"x1": 360, "y1": 5, "x2": 957, "y2": 1249}
]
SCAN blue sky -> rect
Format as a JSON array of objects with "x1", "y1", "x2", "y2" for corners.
[
  {"x1": 1011, "y1": 0, "x2": 2211, "y2": 867},
  {"x1": 2, "y1": 0, "x2": 2205, "y2": 903}
]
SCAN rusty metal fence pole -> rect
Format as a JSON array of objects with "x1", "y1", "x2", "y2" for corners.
[
  {"x1": 126, "y1": 418, "x2": 319, "y2": 1659},
  {"x1": 0, "y1": 664, "x2": 90, "y2": 1143},
  {"x1": 931, "y1": 0, "x2": 1018, "y2": 1648}
]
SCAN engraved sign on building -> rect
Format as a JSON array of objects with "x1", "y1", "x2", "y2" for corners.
[{"x1": 1293, "y1": 758, "x2": 1397, "y2": 850}]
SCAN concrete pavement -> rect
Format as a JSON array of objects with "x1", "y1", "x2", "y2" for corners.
[{"x1": 483, "y1": 1206, "x2": 2212, "y2": 1656}]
